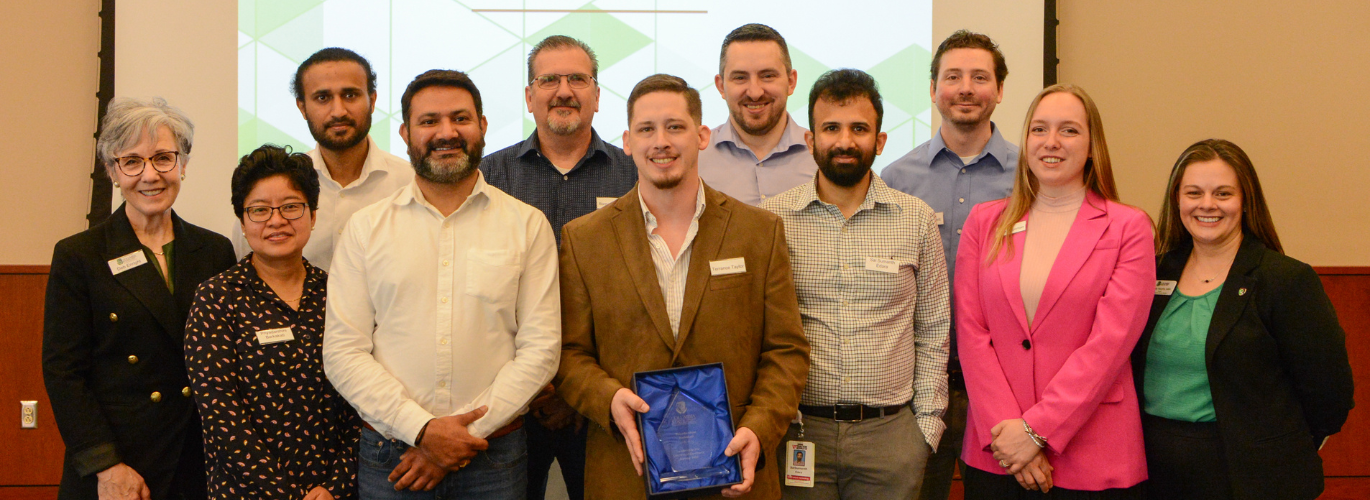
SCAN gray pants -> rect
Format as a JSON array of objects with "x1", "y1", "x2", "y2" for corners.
[
  {"x1": 777, "y1": 408, "x2": 931, "y2": 500},
  {"x1": 919, "y1": 387, "x2": 968, "y2": 500}
]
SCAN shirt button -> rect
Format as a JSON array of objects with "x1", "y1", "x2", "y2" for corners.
[
  {"x1": 563, "y1": 175, "x2": 568, "y2": 181},
  {"x1": 440, "y1": 338, "x2": 449, "y2": 345},
  {"x1": 442, "y1": 260, "x2": 450, "y2": 266},
  {"x1": 961, "y1": 168, "x2": 967, "y2": 173},
  {"x1": 841, "y1": 263, "x2": 848, "y2": 270},
  {"x1": 957, "y1": 229, "x2": 962, "y2": 235},
  {"x1": 440, "y1": 297, "x2": 449, "y2": 304},
  {"x1": 438, "y1": 381, "x2": 447, "y2": 388},
  {"x1": 109, "y1": 313, "x2": 118, "y2": 322},
  {"x1": 150, "y1": 392, "x2": 162, "y2": 403},
  {"x1": 1022, "y1": 339, "x2": 1032, "y2": 350},
  {"x1": 127, "y1": 355, "x2": 139, "y2": 364},
  {"x1": 841, "y1": 226, "x2": 848, "y2": 233},
  {"x1": 841, "y1": 299, "x2": 850, "y2": 307},
  {"x1": 959, "y1": 198, "x2": 965, "y2": 203}
]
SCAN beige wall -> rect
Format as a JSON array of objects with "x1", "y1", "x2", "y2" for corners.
[
  {"x1": 5, "y1": 2, "x2": 1368, "y2": 266},
  {"x1": 0, "y1": 0, "x2": 100, "y2": 265},
  {"x1": 1058, "y1": 1, "x2": 1370, "y2": 266}
]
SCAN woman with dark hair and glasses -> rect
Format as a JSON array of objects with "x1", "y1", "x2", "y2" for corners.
[
  {"x1": 185, "y1": 144, "x2": 360, "y2": 500},
  {"x1": 43, "y1": 97, "x2": 235, "y2": 500},
  {"x1": 1132, "y1": 139, "x2": 1353, "y2": 500}
]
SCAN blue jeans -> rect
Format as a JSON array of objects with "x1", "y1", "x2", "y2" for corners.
[{"x1": 359, "y1": 426, "x2": 527, "y2": 499}]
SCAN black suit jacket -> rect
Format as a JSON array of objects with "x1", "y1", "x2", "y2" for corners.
[
  {"x1": 1132, "y1": 235, "x2": 1354, "y2": 500},
  {"x1": 43, "y1": 206, "x2": 234, "y2": 500}
]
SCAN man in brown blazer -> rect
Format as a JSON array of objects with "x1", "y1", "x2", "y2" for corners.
[{"x1": 555, "y1": 74, "x2": 810, "y2": 500}]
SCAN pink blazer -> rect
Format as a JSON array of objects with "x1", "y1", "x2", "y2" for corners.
[{"x1": 956, "y1": 192, "x2": 1154, "y2": 491}]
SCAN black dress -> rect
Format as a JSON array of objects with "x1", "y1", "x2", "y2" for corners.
[{"x1": 185, "y1": 256, "x2": 360, "y2": 499}]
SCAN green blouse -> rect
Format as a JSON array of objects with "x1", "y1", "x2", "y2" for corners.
[
  {"x1": 142, "y1": 241, "x2": 176, "y2": 293},
  {"x1": 1143, "y1": 284, "x2": 1222, "y2": 422}
]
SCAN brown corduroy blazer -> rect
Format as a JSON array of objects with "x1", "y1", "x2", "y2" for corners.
[{"x1": 555, "y1": 183, "x2": 809, "y2": 500}]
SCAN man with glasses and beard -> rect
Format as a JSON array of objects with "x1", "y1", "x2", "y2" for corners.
[
  {"x1": 323, "y1": 69, "x2": 561, "y2": 500},
  {"x1": 232, "y1": 47, "x2": 409, "y2": 271},
  {"x1": 480, "y1": 37, "x2": 636, "y2": 499},
  {"x1": 880, "y1": 31, "x2": 1017, "y2": 500},
  {"x1": 762, "y1": 69, "x2": 950, "y2": 500},
  {"x1": 699, "y1": 23, "x2": 818, "y2": 205}
]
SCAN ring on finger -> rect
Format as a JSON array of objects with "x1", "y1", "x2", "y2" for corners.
[{"x1": 999, "y1": 459, "x2": 1010, "y2": 468}]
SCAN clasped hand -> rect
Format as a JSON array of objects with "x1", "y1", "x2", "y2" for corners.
[
  {"x1": 991, "y1": 418, "x2": 1053, "y2": 492},
  {"x1": 388, "y1": 406, "x2": 489, "y2": 491}
]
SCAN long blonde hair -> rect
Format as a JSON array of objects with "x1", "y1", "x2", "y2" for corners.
[{"x1": 986, "y1": 84, "x2": 1119, "y2": 263}]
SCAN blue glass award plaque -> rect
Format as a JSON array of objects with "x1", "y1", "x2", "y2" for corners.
[{"x1": 634, "y1": 363, "x2": 742, "y2": 498}]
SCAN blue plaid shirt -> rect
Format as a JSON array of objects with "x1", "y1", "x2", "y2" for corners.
[{"x1": 480, "y1": 129, "x2": 639, "y2": 245}]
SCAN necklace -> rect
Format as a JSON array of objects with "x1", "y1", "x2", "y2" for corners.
[{"x1": 151, "y1": 249, "x2": 165, "y2": 256}]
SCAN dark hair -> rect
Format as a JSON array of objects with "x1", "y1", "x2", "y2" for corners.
[
  {"x1": 930, "y1": 30, "x2": 1008, "y2": 86},
  {"x1": 527, "y1": 35, "x2": 599, "y2": 81},
  {"x1": 400, "y1": 69, "x2": 483, "y2": 124},
  {"x1": 808, "y1": 69, "x2": 884, "y2": 132},
  {"x1": 1157, "y1": 139, "x2": 1282, "y2": 255},
  {"x1": 292, "y1": 48, "x2": 378, "y2": 101},
  {"x1": 626, "y1": 74, "x2": 702, "y2": 126},
  {"x1": 718, "y1": 23, "x2": 792, "y2": 75},
  {"x1": 230, "y1": 144, "x2": 320, "y2": 219}
]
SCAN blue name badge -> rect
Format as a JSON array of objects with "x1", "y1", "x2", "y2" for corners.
[{"x1": 633, "y1": 363, "x2": 742, "y2": 497}]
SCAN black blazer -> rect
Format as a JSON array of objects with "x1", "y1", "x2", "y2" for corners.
[
  {"x1": 1132, "y1": 235, "x2": 1354, "y2": 500},
  {"x1": 43, "y1": 206, "x2": 234, "y2": 500}
]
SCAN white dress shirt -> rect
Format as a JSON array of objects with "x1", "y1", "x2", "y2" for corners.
[
  {"x1": 638, "y1": 181, "x2": 706, "y2": 338},
  {"x1": 232, "y1": 136, "x2": 410, "y2": 271},
  {"x1": 322, "y1": 172, "x2": 561, "y2": 443}
]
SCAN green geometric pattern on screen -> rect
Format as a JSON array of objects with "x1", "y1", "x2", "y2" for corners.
[{"x1": 238, "y1": 0, "x2": 933, "y2": 157}]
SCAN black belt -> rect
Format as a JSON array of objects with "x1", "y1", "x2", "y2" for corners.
[{"x1": 799, "y1": 402, "x2": 907, "y2": 422}]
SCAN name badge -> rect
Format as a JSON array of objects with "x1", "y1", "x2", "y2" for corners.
[
  {"x1": 107, "y1": 250, "x2": 148, "y2": 275},
  {"x1": 864, "y1": 257, "x2": 899, "y2": 274},
  {"x1": 709, "y1": 257, "x2": 746, "y2": 276},
  {"x1": 255, "y1": 327, "x2": 295, "y2": 345},
  {"x1": 1012, "y1": 221, "x2": 1027, "y2": 234},
  {"x1": 784, "y1": 440, "x2": 815, "y2": 488},
  {"x1": 935, "y1": 212, "x2": 945, "y2": 226},
  {"x1": 1155, "y1": 280, "x2": 1177, "y2": 296},
  {"x1": 596, "y1": 197, "x2": 617, "y2": 209}
]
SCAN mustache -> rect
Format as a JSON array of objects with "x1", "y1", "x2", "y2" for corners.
[
  {"x1": 549, "y1": 97, "x2": 581, "y2": 109},
  {"x1": 426, "y1": 137, "x2": 468, "y2": 153},
  {"x1": 828, "y1": 147, "x2": 862, "y2": 158},
  {"x1": 323, "y1": 117, "x2": 356, "y2": 128}
]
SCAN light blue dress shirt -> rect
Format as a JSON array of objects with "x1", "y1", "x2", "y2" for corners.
[
  {"x1": 882, "y1": 124, "x2": 1017, "y2": 364},
  {"x1": 698, "y1": 114, "x2": 818, "y2": 205}
]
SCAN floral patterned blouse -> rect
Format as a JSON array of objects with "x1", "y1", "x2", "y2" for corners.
[{"x1": 186, "y1": 256, "x2": 359, "y2": 499}]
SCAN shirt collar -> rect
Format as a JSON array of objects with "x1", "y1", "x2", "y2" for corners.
[
  {"x1": 714, "y1": 114, "x2": 809, "y2": 156},
  {"x1": 930, "y1": 121, "x2": 1013, "y2": 170},
  {"x1": 637, "y1": 179, "x2": 707, "y2": 228},
  {"x1": 394, "y1": 170, "x2": 491, "y2": 215},
  {"x1": 313, "y1": 135, "x2": 392, "y2": 185},
  {"x1": 787, "y1": 172, "x2": 900, "y2": 215},
  {"x1": 515, "y1": 128, "x2": 612, "y2": 165}
]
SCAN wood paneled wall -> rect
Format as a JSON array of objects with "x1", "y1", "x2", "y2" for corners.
[{"x1": 2, "y1": 266, "x2": 1367, "y2": 500}]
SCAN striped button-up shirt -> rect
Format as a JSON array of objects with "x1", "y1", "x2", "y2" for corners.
[
  {"x1": 638, "y1": 181, "x2": 706, "y2": 339},
  {"x1": 762, "y1": 174, "x2": 951, "y2": 447}
]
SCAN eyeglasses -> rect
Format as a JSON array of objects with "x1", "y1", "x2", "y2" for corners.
[
  {"x1": 531, "y1": 73, "x2": 595, "y2": 90},
  {"x1": 244, "y1": 203, "x2": 308, "y2": 222},
  {"x1": 113, "y1": 151, "x2": 181, "y2": 176}
]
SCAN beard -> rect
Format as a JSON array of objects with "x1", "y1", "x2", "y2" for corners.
[
  {"x1": 309, "y1": 113, "x2": 372, "y2": 151},
  {"x1": 730, "y1": 98, "x2": 786, "y2": 136},
  {"x1": 815, "y1": 145, "x2": 875, "y2": 188},
  {"x1": 409, "y1": 135, "x2": 485, "y2": 184},
  {"x1": 543, "y1": 97, "x2": 583, "y2": 136},
  {"x1": 649, "y1": 170, "x2": 684, "y2": 190}
]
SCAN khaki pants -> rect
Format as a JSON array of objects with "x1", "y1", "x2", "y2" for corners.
[{"x1": 776, "y1": 408, "x2": 931, "y2": 500}]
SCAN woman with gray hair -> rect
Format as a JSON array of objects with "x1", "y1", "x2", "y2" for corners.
[{"x1": 43, "y1": 97, "x2": 235, "y2": 500}]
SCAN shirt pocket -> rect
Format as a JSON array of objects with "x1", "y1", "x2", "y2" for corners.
[{"x1": 466, "y1": 249, "x2": 521, "y2": 305}]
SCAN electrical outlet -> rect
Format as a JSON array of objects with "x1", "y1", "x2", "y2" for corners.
[{"x1": 20, "y1": 401, "x2": 37, "y2": 429}]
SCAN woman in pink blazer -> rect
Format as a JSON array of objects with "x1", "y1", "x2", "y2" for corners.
[{"x1": 956, "y1": 84, "x2": 1154, "y2": 498}]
